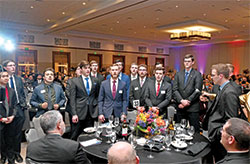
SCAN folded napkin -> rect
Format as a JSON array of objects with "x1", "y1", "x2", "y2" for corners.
[
  {"x1": 144, "y1": 142, "x2": 164, "y2": 152},
  {"x1": 183, "y1": 142, "x2": 209, "y2": 156},
  {"x1": 80, "y1": 139, "x2": 102, "y2": 147}
]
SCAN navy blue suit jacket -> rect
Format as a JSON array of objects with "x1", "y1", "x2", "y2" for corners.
[
  {"x1": 30, "y1": 82, "x2": 66, "y2": 117},
  {"x1": 98, "y1": 79, "x2": 127, "y2": 118}
]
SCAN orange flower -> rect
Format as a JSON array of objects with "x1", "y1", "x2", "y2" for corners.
[
  {"x1": 135, "y1": 117, "x2": 140, "y2": 123},
  {"x1": 145, "y1": 113, "x2": 150, "y2": 119}
]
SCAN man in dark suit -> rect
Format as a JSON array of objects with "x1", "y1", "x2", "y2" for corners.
[
  {"x1": 69, "y1": 60, "x2": 100, "y2": 140},
  {"x1": 129, "y1": 63, "x2": 138, "y2": 82},
  {"x1": 203, "y1": 63, "x2": 241, "y2": 162},
  {"x1": 90, "y1": 60, "x2": 104, "y2": 84},
  {"x1": 217, "y1": 118, "x2": 250, "y2": 164},
  {"x1": 26, "y1": 110, "x2": 91, "y2": 164},
  {"x1": 98, "y1": 64, "x2": 127, "y2": 122},
  {"x1": 145, "y1": 67, "x2": 172, "y2": 116},
  {"x1": 226, "y1": 63, "x2": 242, "y2": 96},
  {"x1": 30, "y1": 68, "x2": 66, "y2": 117},
  {"x1": 173, "y1": 54, "x2": 203, "y2": 132},
  {"x1": 0, "y1": 71, "x2": 17, "y2": 164},
  {"x1": 129, "y1": 64, "x2": 149, "y2": 109},
  {"x1": 2, "y1": 60, "x2": 27, "y2": 163}
]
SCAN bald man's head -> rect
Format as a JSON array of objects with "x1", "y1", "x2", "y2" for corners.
[{"x1": 107, "y1": 142, "x2": 139, "y2": 164}]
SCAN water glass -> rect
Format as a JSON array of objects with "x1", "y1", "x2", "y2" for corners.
[
  {"x1": 110, "y1": 132, "x2": 116, "y2": 144},
  {"x1": 106, "y1": 124, "x2": 112, "y2": 143},
  {"x1": 109, "y1": 115, "x2": 114, "y2": 125},
  {"x1": 129, "y1": 134, "x2": 137, "y2": 149},
  {"x1": 180, "y1": 119, "x2": 187, "y2": 129},
  {"x1": 96, "y1": 126, "x2": 103, "y2": 138}
]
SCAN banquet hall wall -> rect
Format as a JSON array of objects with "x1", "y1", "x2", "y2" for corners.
[{"x1": 169, "y1": 40, "x2": 250, "y2": 75}]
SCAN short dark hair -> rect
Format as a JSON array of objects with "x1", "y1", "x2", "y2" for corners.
[
  {"x1": 2, "y1": 59, "x2": 15, "y2": 68},
  {"x1": 43, "y1": 68, "x2": 55, "y2": 76},
  {"x1": 154, "y1": 66, "x2": 165, "y2": 74},
  {"x1": 211, "y1": 63, "x2": 229, "y2": 79},
  {"x1": 226, "y1": 118, "x2": 250, "y2": 150},
  {"x1": 78, "y1": 60, "x2": 89, "y2": 69},
  {"x1": 40, "y1": 110, "x2": 62, "y2": 134},
  {"x1": 114, "y1": 60, "x2": 123, "y2": 66},
  {"x1": 184, "y1": 54, "x2": 194, "y2": 61}
]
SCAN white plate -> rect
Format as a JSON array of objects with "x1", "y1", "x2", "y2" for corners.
[
  {"x1": 83, "y1": 127, "x2": 96, "y2": 133},
  {"x1": 171, "y1": 141, "x2": 188, "y2": 149},
  {"x1": 176, "y1": 134, "x2": 193, "y2": 141}
]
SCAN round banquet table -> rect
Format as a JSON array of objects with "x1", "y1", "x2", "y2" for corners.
[{"x1": 78, "y1": 132, "x2": 212, "y2": 164}]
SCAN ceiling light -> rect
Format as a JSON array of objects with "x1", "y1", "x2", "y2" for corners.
[
  {"x1": 170, "y1": 31, "x2": 211, "y2": 42},
  {"x1": 225, "y1": 19, "x2": 228, "y2": 22},
  {"x1": 143, "y1": 26, "x2": 146, "y2": 28},
  {"x1": 30, "y1": 6, "x2": 34, "y2": 9},
  {"x1": 0, "y1": 37, "x2": 4, "y2": 46},
  {"x1": 203, "y1": 13, "x2": 207, "y2": 16},
  {"x1": 62, "y1": 12, "x2": 65, "y2": 15},
  {"x1": 47, "y1": 19, "x2": 50, "y2": 22},
  {"x1": 82, "y1": 2, "x2": 86, "y2": 5},
  {"x1": 242, "y1": 25, "x2": 245, "y2": 27},
  {"x1": 4, "y1": 40, "x2": 15, "y2": 51},
  {"x1": 116, "y1": 21, "x2": 119, "y2": 23},
  {"x1": 175, "y1": 5, "x2": 179, "y2": 8}
]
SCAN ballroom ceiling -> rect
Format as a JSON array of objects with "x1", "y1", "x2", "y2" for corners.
[{"x1": 0, "y1": 0, "x2": 249, "y2": 46}]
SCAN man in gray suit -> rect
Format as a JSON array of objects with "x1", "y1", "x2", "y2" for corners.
[
  {"x1": 2, "y1": 60, "x2": 27, "y2": 163},
  {"x1": 173, "y1": 54, "x2": 203, "y2": 132},
  {"x1": 203, "y1": 63, "x2": 241, "y2": 162},
  {"x1": 145, "y1": 67, "x2": 172, "y2": 116},
  {"x1": 98, "y1": 64, "x2": 127, "y2": 122},
  {"x1": 69, "y1": 60, "x2": 99, "y2": 140},
  {"x1": 26, "y1": 110, "x2": 90, "y2": 164}
]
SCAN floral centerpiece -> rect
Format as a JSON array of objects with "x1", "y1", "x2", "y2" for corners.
[{"x1": 135, "y1": 107, "x2": 166, "y2": 137}]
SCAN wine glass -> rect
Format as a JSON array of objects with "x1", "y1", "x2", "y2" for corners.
[
  {"x1": 174, "y1": 129, "x2": 182, "y2": 152},
  {"x1": 180, "y1": 119, "x2": 187, "y2": 129},
  {"x1": 94, "y1": 121, "x2": 98, "y2": 131},
  {"x1": 129, "y1": 134, "x2": 137, "y2": 149},
  {"x1": 110, "y1": 132, "x2": 116, "y2": 145},
  {"x1": 187, "y1": 126, "x2": 195, "y2": 145},
  {"x1": 96, "y1": 126, "x2": 103, "y2": 138},
  {"x1": 106, "y1": 124, "x2": 112, "y2": 143},
  {"x1": 114, "y1": 117, "x2": 119, "y2": 127},
  {"x1": 129, "y1": 120, "x2": 135, "y2": 132},
  {"x1": 164, "y1": 119, "x2": 169, "y2": 128},
  {"x1": 146, "y1": 139, "x2": 155, "y2": 159},
  {"x1": 165, "y1": 134, "x2": 172, "y2": 151},
  {"x1": 109, "y1": 115, "x2": 114, "y2": 126}
]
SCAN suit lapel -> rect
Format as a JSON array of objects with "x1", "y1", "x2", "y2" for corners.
[
  {"x1": 108, "y1": 79, "x2": 113, "y2": 98},
  {"x1": 114, "y1": 80, "x2": 121, "y2": 100},
  {"x1": 89, "y1": 77, "x2": 95, "y2": 95}
]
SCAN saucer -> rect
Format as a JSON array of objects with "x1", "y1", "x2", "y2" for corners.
[
  {"x1": 171, "y1": 141, "x2": 188, "y2": 149},
  {"x1": 176, "y1": 134, "x2": 193, "y2": 141},
  {"x1": 83, "y1": 127, "x2": 96, "y2": 133}
]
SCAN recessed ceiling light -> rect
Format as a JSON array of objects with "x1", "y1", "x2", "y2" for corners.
[
  {"x1": 203, "y1": 13, "x2": 207, "y2": 16},
  {"x1": 225, "y1": 19, "x2": 228, "y2": 22},
  {"x1": 30, "y1": 6, "x2": 34, "y2": 9},
  {"x1": 116, "y1": 21, "x2": 119, "y2": 24},
  {"x1": 47, "y1": 19, "x2": 50, "y2": 22},
  {"x1": 143, "y1": 26, "x2": 146, "y2": 28},
  {"x1": 134, "y1": 32, "x2": 137, "y2": 34},
  {"x1": 175, "y1": 5, "x2": 179, "y2": 8},
  {"x1": 156, "y1": 18, "x2": 159, "y2": 20},
  {"x1": 237, "y1": 0, "x2": 240, "y2": 2},
  {"x1": 242, "y1": 25, "x2": 246, "y2": 27},
  {"x1": 62, "y1": 12, "x2": 65, "y2": 15},
  {"x1": 110, "y1": 28, "x2": 113, "y2": 30},
  {"x1": 25, "y1": 30, "x2": 28, "y2": 33},
  {"x1": 82, "y1": 2, "x2": 86, "y2": 5}
]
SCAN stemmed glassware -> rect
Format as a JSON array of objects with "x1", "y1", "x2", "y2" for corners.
[
  {"x1": 106, "y1": 123, "x2": 112, "y2": 143},
  {"x1": 174, "y1": 128, "x2": 182, "y2": 152},
  {"x1": 165, "y1": 134, "x2": 172, "y2": 151},
  {"x1": 114, "y1": 117, "x2": 119, "y2": 127},
  {"x1": 110, "y1": 131, "x2": 116, "y2": 145},
  {"x1": 187, "y1": 126, "x2": 195, "y2": 145},
  {"x1": 128, "y1": 134, "x2": 137, "y2": 149},
  {"x1": 95, "y1": 124, "x2": 103, "y2": 138},
  {"x1": 146, "y1": 139, "x2": 155, "y2": 159},
  {"x1": 180, "y1": 119, "x2": 187, "y2": 129},
  {"x1": 109, "y1": 115, "x2": 114, "y2": 126}
]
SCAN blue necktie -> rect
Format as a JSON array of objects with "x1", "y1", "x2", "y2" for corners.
[
  {"x1": 10, "y1": 76, "x2": 14, "y2": 89},
  {"x1": 184, "y1": 72, "x2": 189, "y2": 85},
  {"x1": 85, "y1": 77, "x2": 90, "y2": 95}
]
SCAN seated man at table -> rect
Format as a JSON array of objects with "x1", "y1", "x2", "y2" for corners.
[
  {"x1": 98, "y1": 64, "x2": 127, "y2": 122},
  {"x1": 26, "y1": 110, "x2": 91, "y2": 164},
  {"x1": 217, "y1": 118, "x2": 250, "y2": 164},
  {"x1": 108, "y1": 141, "x2": 139, "y2": 164}
]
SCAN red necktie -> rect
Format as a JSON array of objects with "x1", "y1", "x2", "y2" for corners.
[
  {"x1": 112, "y1": 80, "x2": 116, "y2": 99},
  {"x1": 156, "y1": 82, "x2": 160, "y2": 96},
  {"x1": 5, "y1": 87, "x2": 9, "y2": 103}
]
